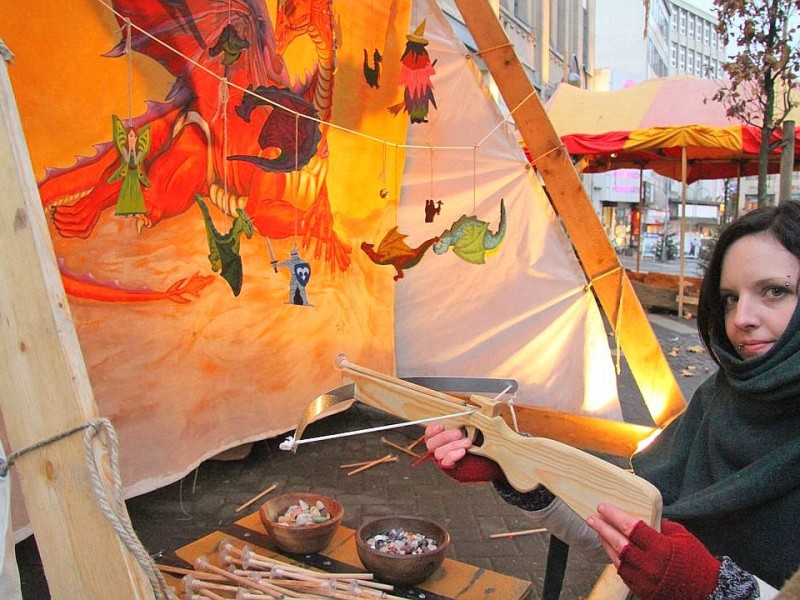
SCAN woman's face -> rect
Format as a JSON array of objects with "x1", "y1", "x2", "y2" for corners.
[{"x1": 721, "y1": 232, "x2": 800, "y2": 360}]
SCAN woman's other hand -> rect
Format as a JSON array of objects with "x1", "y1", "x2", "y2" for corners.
[
  {"x1": 586, "y1": 503, "x2": 721, "y2": 600},
  {"x1": 585, "y1": 502, "x2": 640, "y2": 566}
]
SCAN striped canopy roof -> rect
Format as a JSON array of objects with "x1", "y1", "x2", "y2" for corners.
[{"x1": 545, "y1": 75, "x2": 799, "y2": 183}]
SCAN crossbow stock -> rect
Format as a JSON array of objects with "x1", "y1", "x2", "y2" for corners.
[{"x1": 291, "y1": 354, "x2": 663, "y2": 599}]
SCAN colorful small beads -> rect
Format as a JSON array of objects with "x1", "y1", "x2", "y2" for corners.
[{"x1": 366, "y1": 528, "x2": 439, "y2": 555}]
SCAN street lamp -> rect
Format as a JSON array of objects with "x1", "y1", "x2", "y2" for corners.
[{"x1": 567, "y1": 55, "x2": 583, "y2": 87}]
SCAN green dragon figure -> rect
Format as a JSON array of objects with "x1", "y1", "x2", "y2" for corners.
[
  {"x1": 433, "y1": 199, "x2": 506, "y2": 264},
  {"x1": 196, "y1": 195, "x2": 254, "y2": 296}
]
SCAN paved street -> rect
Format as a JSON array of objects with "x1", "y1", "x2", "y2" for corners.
[{"x1": 14, "y1": 306, "x2": 716, "y2": 600}]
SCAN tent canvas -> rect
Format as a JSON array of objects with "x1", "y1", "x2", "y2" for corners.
[
  {"x1": 0, "y1": 0, "x2": 683, "y2": 595},
  {"x1": 0, "y1": 0, "x2": 650, "y2": 539}
]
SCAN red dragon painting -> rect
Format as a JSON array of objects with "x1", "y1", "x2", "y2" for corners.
[{"x1": 39, "y1": 0, "x2": 350, "y2": 302}]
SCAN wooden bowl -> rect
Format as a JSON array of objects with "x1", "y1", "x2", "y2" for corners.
[
  {"x1": 258, "y1": 493, "x2": 343, "y2": 554},
  {"x1": 355, "y1": 516, "x2": 450, "y2": 586}
]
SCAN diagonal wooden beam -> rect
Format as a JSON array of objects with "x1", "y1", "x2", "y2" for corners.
[
  {"x1": 453, "y1": 0, "x2": 685, "y2": 427},
  {"x1": 0, "y1": 50, "x2": 155, "y2": 598}
]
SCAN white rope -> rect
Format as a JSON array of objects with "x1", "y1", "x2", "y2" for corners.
[
  {"x1": 91, "y1": 0, "x2": 490, "y2": 155},
  {"x1": 83, "y1": 419, "x2": 175, "y2": 599}
]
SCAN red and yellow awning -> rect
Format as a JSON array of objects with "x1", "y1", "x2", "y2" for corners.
[{"x1": 544, "y1": 76, "x2": 799, "y2": 183}]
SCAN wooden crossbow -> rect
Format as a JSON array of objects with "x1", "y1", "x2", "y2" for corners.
[{"x1": 289, "y1": 354, "x2": 663, "y2": 599}]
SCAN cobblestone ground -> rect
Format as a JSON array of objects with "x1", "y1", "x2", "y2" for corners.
[{"x1": 15, "y1": 313, "x2": 717, "y2": 600}]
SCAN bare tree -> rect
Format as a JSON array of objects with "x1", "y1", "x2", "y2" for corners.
[{"x1": 711, "y1": 0, "x2": 800, "y2": 206}]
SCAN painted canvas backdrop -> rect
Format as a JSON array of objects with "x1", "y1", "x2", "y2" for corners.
[{"x1": 0, "y1": 0, "x2": 619, "y2": 539}]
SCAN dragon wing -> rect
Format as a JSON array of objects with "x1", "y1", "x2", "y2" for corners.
[
  {"x1": 106, "y1": 0, "x2": 290, "y2": 89},
  {"x1": 452, "y1": 220, "x2": 490, "y2": 264},
  {"x1": 376, "y1": 227, "x2": 413, "y2": 256}
]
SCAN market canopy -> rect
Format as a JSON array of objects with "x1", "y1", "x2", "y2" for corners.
[{"x1": 545, "y1": 75, "x2": 800, "y2": 184}]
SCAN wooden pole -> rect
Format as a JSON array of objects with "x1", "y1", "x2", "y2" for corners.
[
  {"x1": 735, "y1": 162, "x2": 742, "y2": 220},
  {"x1": 452, "y1": 0, "x2": 685, "y2": 427},
  {"x1": 779, "y1": 121, "x2": 795, "y2": 204},
  {"x1": 0, "y1": 49, "x2": 155, "y2": 598},
  {"x1": 678, "y1": 147, "x2": 687, "y2": 318},
  {"x1": 636, "y1": 167, "x2": 644, "y2": 273}
]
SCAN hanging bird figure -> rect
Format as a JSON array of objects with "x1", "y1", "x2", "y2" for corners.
[{"x1": 363, "y1": 48, "x2": 382, "y2": 88}]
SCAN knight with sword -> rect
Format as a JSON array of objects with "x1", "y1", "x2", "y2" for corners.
[{"x1": 268, "y1": 239, "x2": 313, "y2": 306}]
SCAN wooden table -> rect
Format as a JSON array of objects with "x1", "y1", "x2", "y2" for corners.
[{"x1": 160, "y1": 511, "x2": 532, "y2": 599}]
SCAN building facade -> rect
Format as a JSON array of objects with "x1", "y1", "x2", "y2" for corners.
[
  {"x1": 438, "y1": 0, "x2": 594, "y2": 102},
  {"x1": 439, "y1": 0, "x2": 798, "y2": 257},
  {"x1": 669, "y1": 0, "x2": 727, "y2": 79},
  {"x1": 589, "y1": 0, "x2": 731, "y2": 259}
]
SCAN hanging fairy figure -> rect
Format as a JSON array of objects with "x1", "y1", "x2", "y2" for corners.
[
  {"x1": 109, "y1": 114, "x2": 151, "y2": 216},
  {"x1": 387, "y1": 20, "x2": 437, "y2": 124},
  {"x1": 276, "y1": 245, "x2": 313, "y2": 306}
]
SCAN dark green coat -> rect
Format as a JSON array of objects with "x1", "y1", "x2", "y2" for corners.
[{"x1": 632, "y1": 306, "x2": 800, "y2": 588}]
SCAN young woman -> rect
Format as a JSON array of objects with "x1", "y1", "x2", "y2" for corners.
[{"x1": 425, "y1": 202, "x2": 800, "y2": 599}]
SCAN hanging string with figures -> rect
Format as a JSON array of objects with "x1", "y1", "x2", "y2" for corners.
[
  {"x1": 94, "y1": 0, "x2": 533, "y2": 157},
  {"x1": 194, "y1": 74, "x2": 256, "y2": 297},
  {"x1": 272, "y1": 115, "x2": 314, "y2": 307},
  {"x1": 379, "y1": 142, "x2": 389, "y2": 199},
  {"x1": 109, "y1": 18, "x2": 151, "y2": 220},
  {"x1": 95, "y1": 0, "x2": 528, "y2": 289},
  {"x1": 424, "y1": 146, "x2": 443, "y2": 223}
]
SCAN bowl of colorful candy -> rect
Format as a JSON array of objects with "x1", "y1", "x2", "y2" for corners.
[
  {"x1": 355, "y1": 516, "x2": 450, "y2": 586},
  {"x1": 259, "y1": 493, "x2": 343, "y2": 554}
]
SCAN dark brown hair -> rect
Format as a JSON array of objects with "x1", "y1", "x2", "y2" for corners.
[{"x1": 697, "y1": 202, "x2": 800, "y2": 363}]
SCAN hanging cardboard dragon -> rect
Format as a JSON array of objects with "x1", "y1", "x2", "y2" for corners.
[
  {"x1": 38, "y1": 0, "x2": 348, "y2": 302},
  {"x1": 433, "y1": 199, "x2": 507, "y2": 264},
  {"x1": 362, "y1": 199, "x2": 507, "y2": 279}
]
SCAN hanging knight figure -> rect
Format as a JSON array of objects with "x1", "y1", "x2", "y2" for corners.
[
  {"x1": 109, "y1": 114, "x2": 151, "y2": 216},
  {"x1": 388, "y1": 20, "x2": 437, "y2": 124},
  {"x1": 277, "y1": 245, "x2": 313, "y2": 306}
]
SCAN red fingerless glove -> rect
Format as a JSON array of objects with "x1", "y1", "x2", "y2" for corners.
[
  {"x1": 435, "y1": 454, "x2": 503, "y2": 484},
  {"x1": 617, "y1": 520, "x2": 721, "y2": 600}
]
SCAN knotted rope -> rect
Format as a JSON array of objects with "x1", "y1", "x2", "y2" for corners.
[{"x1": 1, "y1": 419, "x2": 174, "y2": 599}]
